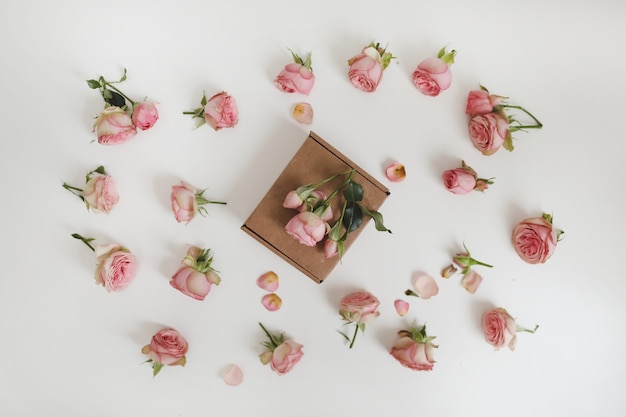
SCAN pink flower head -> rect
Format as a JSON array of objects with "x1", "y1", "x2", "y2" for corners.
[
  {"x1": 339, "y1": 291, "x2": 381, "y2": 324},
  {"x1": 466, "y1": 89, "x2": 506, "y2": 116},
  {"x1": 482, "y1": 307, "x2": 517, "y2": 351},
  {"x1": 468, "y1": 112, "x2": 509, "y2": 155},
  {"x1": 412, "y1": 273, "x2": 439, "y2": 299},
  {"x1": 261, "y1": 293, "x2": 282, "y2": 311},
  {"x1": 394, "y1": 299, "x2": 410, "y2": 317},
  {"x1": 223, "y1": 364, "x2": 244, "y2": 386},
  {"x1": 171, "y1": 182, "x2": 198, "y2": 223},
  {"x1": 512, "y1": 214, "x2": 559, "y2": 264},
  {"x1": 256, "y1": 271, "x2": 279, "y2": 292},
  {"x1": 390, "y1": 325, "x2": 437, "y2": 371},
  {"x1": 461, "y1": 269, "x2": 483, "y2": 294},
  {"x1": 284, "y1": 211, "x2": 329, "y2": 247},
  {"x1": 347, "y1": 43, "x2": 394, "y2": 93},
  {"x1": 442, "y1": 161, "x2": 492, "y2": 194},
  {"x1": 94, "y1": 243, "x2": 137, "y2": 292},
  {"x1": 204, "y1": 91, "x2": 239, "y2": 130},
  {"x1": 292, "y1": 102, "x2": 313, "y2": 124},
  {"x1": 93, "y1": 106, "x2": 137, "y2": 145},
  {"x1": 385, "y1": 162, "x2": 406, "y2": 182},
  {"x1": 170, "y1": 246, "x2": 221, "y2": 300},
  {"x1": 275, "y1": 54, "x2": 315, "y2": 95},
  {"x1": 323, "y1": 238, "x2": 339, "y2": 258},
  {"x1": 282, "y1": 190, "x2": 304, "y2": 209},
  {"x1": 132, "y1": 100, "x2": 159, "y2": 130},
  {"x1": 259, "y1": 323, "x2": 304, "y2": 375},
  {"x1": 82, "y1": 171, "x2": 119, "y2": 214},
  {"x1": 141, "y1": 328, "x2": 188, "y2": 376}
]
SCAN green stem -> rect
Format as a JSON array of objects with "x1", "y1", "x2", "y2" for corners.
[
  {"x1": 319, "y1": 170, "x2": 355, "y2": 208},
  {"x1": 103, "y1": 81, "x2": 136, "y2": 107},
  {"x1": 311, "y1": 169, "x2": 354, "y2": 190},
  {"x1": 258, "y1": 322, "x2": 279, "y2": 348},
  {"x1": 349, "y1": 323, "x2": 359, "y2": 349},
  {"x1": 62, "y1": 182, "x2": 83, "y2": 197},
  {"x1": 501, "y1": 104, "x2": 543, "y2": 128},
  {"x1": 516, "y1": 324, "x2": 539, "y2": 334},
  {"x1": 71, "y1": 233, "x2": 95, "y2": 252},
  {"x1": 469, "y1": 258, "x2": 493, "y2": 269}
]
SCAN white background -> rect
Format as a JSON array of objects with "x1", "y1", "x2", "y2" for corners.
[{"x1": 1, "y1": 1, "x2": 625, "y2": 416}]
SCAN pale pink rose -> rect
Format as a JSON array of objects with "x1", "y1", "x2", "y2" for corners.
[
  {"x1": 82, "y1": 173, "x2": 119, "y2": 213},
  {"x1": 385, "y1": 162, "x2": 406, "y2": 182},
  {"x1": 132, "y1": 100, "x2": 159, "y2": 130},
  {"x1": 204, "y1": 91, "x2": 238, "y2": 130},
  {"x1": 442, "y1": 168, "x2": 477, "y2": 195},
  {"x1": 413, "y1": 273, "x2": 439, "y2": 299},
  {"x1": 275, "y1": 63, "x2": 315, "y2": 95},
  {"x1": 170, "y1": 266, "x2": 220, "y2": 301},
  {"x1": 285, "y1": 211, "x2": 328, "y2": 247},
  {"x1": 482, "y1": 307, "x2": 517, "y2": 351},
  {"x1": 292, "y1": 102, "x2": 313, "y2": 124},
  {"x1": 223, "y1": 364, "x2": 244, "y2": 386},
  {"x1": 394, "y1": 299, "x2": 410, "y2": 317},
  {"x1": 412, "y1": 57, "x2": 452, "y2": 97},
  {"x1": 323, "y1": 239, "x2": 339, "y2": 258},
  {"x1": 256, "y1": 271, "x2": 279, "y2": 292},
  {"x1": 348, "y1": 47, "x2": 383, "y2": 92},
  {"x1": 142, "y1": 328, "x2": 189, "y2": 366},
  {"x1": 261, "y1": 293, "x2": 282, "y2": 311},
  {"x1": 339, "y1": 291, "x2": 380, "y2": 324},
  {"x1": 263, "y1": 340, "x2": 304, "y2": 375},
  {"x1": 171, "y1": 182, "x2": 198, "y2": 224},
  {"x1": 94, "y1": 243, "x2": 137, "y2": 292},
  {"x1": 465, "y1": 90, "x2": 505, "y2": 116},
  {"x1": 512, "y1": 216, "x2": 558, "y2": 264},
  {"x1": 390, "y1": 336, "x2": 436, "y2": 371},
  {"x1": 93, "y1": 106, "x2": 137, "y2": 145},
  {"x1": 461, "y1": 269, "x2": 483, "y2": 294},
  {"x1": 468, "y1": 112, "x2": 509, "y2": 155},
  {"x1": 282, "y1": 190, "x2": 304, "y2": 209}
]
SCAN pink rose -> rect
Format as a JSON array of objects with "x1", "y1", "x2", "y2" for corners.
[
  {"x1": 92, "y1": 106, "x2": 137, "y2": 145},
  {"x1": 170, "y1": 266, "x2": 221, "y2": 301},
  {"x1": 412, "y1": 57, "x2": 452, "y2": 97},
  {"x1": 390, "y1": 325, "x2": 437, "y2": 371},
  {"x1": 204, "y1": 91, "x2": 239, "y2": 130},
  {"x1": 512, "y1": 215, "x2": 558, "y2": 264},
  {"x1": 468, "y1": 112, "x2": 509, "y2": 155},
  {"x1": 82, "y1": 172, "x2": 119, "y2": 213},
  {"x1": 339, "y1": 291, "x2": 380, "y2": 324},
  {"x1": 348, "y1": 46, "x2": 384, "y2": 92},
  {"x1": 275, "y1": 63, "x2": 315, "y2": 95},
  {"x1": 323, "y1": 238, "x2": 338, "y2": 258},
  {"x1": 132, "y1": 100, "x2": 159, "y2": 130},
  {"x1": 465, "y1": 89, "x2": 505, "y2": 116},
  {"x1": 171, "y1": 182, "x2": 198, "y2": 224},
  {"x1": 262, "y1": 339, "x2": 304, "y2": 375},
  {"x1": 282, "y1": 190, "x2": 304, "y2": 209},
  {"x1": 284, "y1": 211, "x2": 328, "y2": 247},
  {"x1": 141, "y1": 328, "x2": 188, "y2": 376},
  {"x1": 94, "y1": 243, "x2": 137, "y2": 292},
  {"x1": 442, "y1": 168, "x2": 476, "y2": 195},
  {"x1": 482, "y1": 307, "x2": 517, "y2": 351}
]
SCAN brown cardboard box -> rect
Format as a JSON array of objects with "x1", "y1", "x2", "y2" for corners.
[{"x1": 241, "y1": 131, "x2": 390, "y2": 283}]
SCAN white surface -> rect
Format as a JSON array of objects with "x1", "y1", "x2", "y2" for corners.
[{"x1": 1, "y1": 1, "x2": 625, "y2": 416}]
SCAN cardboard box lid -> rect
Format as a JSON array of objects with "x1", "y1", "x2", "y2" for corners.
[{"x1": 241, "y1": 131, "x2": 390, "y2": 283}]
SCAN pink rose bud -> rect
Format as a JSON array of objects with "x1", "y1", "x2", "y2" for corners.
[
  {"x1": 275, "y1": 63, "x2": 315, "y2": 95},
  {"x1": 284, "y1": 211, "x2": 329, "y2": 247},
  {"x1": 412, "y1": 57, "x2": 452, "y2": 96},
  {"x1": 261, "y1": 293, "x2": 282, "y2": 311},
  {"x1": 204, "y1": 91, "x2": 239, "y2": 131},
  {"x1": 170, "y1": 182, "x2": 198, "y2": 224},
  {"x1": 170, "y1": 266, "x2": 221, "y2": 301},
  {"x1": 461, "y1": 269, "x2": 483, "y2": 294},
  {"x1": 92, "y1": 106, "x2": 137, "y2": 145},
  {"x1": 385, "y1": 162, "x2": 406, "y2": 182},
  {"x1": 223, "y1": 364, "x2": 244, "y2": 386},
  {"x1": 292, "y1": 102, "x2": 313, "y2": 124},
  {"x1": 465, "y1": 89, "x2": 506, "y2": 116},
  {"x1": 394, "y1": 299, "x2": 410, "y2": 317},
  {"x1": 468, "y1": 112, "x2": 509, "y2": 155},
  {"x1": 442, "y1": 168, "x2": 476, "y2": 195},
  {"x1": 282, "y1": 190, "x2": 304, "y2": 209},
  {"x1": 323, "y1": 238, "x2": 339, "y2": 258},
  {"x1": 82, "y1": 172, "x2": 119, "y2": 214},
  {"x1": 482, "y1": 307, "x2": 517, "y2": 351},
  {"x1": 256, "y1": 271, "x2": 279, "y2": 292},
  {"x1": 440, "y1": 264, "x2": 458, "y2": 278},
  {"x1": 94, "y1": 243, "x2": 137, "y2": 292},
  {"x1": 141, "y1": 328, "x2": 189, "y2": 376},
  {"x1": 512, "y1": 214, "x2": 559, "y2": 264},
  {"x1": 348, "y1": 46, "x2": 384, "y2": 93},
  {"x1": 412, "y1": 273, "x2": 439, "y2": 299},
  {"x1": 260, "y1": 339, "x2": 304, "y2": 376},
  {"x1": 132, "y1": 100, "x2": 159, "y2": 130}
]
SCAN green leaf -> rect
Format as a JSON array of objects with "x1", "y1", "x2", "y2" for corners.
[
  {"x1": 342, "y1": 202, "x2": 363, "y2": 233},
  {"x1": 152, "y1": 362, "x2": 164, "y2": 377},
  {"x1": 343, "y1": 180, "x2": 363, "y2": 202},
  {"x1": 119, "y1": 68, "x2": 127, "y2": 82},
  {"x1": 200, "y1": 92, "x2": 207, "y2": 106},
  {"x1": 86, "y1": 79, "x2": 101, "y2": 89},
  {"x1": 359, "y1": 205, "x2": 391, "y2": 233},
  {"x1": 288, "y1": 48, "x2": 305, "y2": 66},
  {"x1": 503, "y1": 131, "x2": 514, "y2": 152},
  {"x1": 338, "y1": 330, "x2": 351, "y2": 342},
  {"x1": 93, "y1": 166, "x2": 106, "y2": 175},
  {"x1": 104, "y1": 90, "x2": 126, "y2": 108}
]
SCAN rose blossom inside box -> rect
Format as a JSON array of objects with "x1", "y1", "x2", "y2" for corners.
[{"x1": 241, "y1": 131, "x2": 390, "y2": 283}]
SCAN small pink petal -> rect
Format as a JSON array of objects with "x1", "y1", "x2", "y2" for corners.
[
  {"x1": 441, "y1": 264, "x2": 458, "y2": 278},
  {"x1": 256, "y1": 271, "x2": 279, "y2": 292},
  {"x1": 394, "y1": 299, "x2": 410, "y2": 317},
  {"x1": 261, "y1": 293, "x2": 282, "y2": 311},
  {"x1": 413, "y1": 273, "x2": 439, "y2": 299},
  {"x1": 385, "y1": 163, "x2": 406, "y2": 182},
  {"x1": 293, "y1": 102, "x2": 313, "y2": 124},
  {"x1": 223, "y1": 364, "x2": 243, "y2": 386},
  {"x1": 461, "y1": 269, "x2": 483, "y2": 294}
]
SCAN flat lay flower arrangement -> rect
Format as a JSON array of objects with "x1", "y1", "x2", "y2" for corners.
[{"x1": 65, "y1": 42, "x2": 564, "y2": 380}]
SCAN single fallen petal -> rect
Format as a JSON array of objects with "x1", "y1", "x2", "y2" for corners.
[
  {"x1": 223, "y1": 364, "x2": 243, "y2": 386},
  {"x1": 462, "y1": 269, "x2": 483, "y2": 294},
  {"x1": 394, "y1": 299, "x2": 410, "y2": 316},
  {"x1": 441, "y1": 264, "x2": 458, "y2": 278},
  {"x1": 385, "y1": 162, "x2": 406, "y2": 182},
  {"x1": 256, "y1": 271, "x2": 279, "y2": 292},
  {"x1": 413, "y1": 273, "x2": 439, "y2": 299},
  {"x1": 293, "y1": 102, "x2": 313, "y2": 124},
  {"x1": 261, "y1": 293, "x2": 282, "y2": 311}
]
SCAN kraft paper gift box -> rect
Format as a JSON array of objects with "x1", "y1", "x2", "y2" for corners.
[{"x1": 242, "y1": 131, "x2": 390, "y2": 283}]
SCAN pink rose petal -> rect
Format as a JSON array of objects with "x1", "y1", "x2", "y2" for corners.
[
  {"x1": 261, "y1": 293, "x2": 282, "y2": 311},
  {"x1": 461, "y1": 269, "x2": 483, "y2": 294},
  {"x1": 223, "y1": 364, "x2": 243, "y2": 386},
  {"x1": 256, "y1": 271, "x2": 279, "y2": 292},
  {"x1": 293, "y1": 102, "x2": 313, "y2": 124},
  {"x1": 385, "y1": 162, "x2": 406, "y2": 182},
  {"x1": 413, "y1": 273, "x2": 439, "y2": 299},
  {"x1": 394, "y1": 299, "x2": 410, "y2": 317}
]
